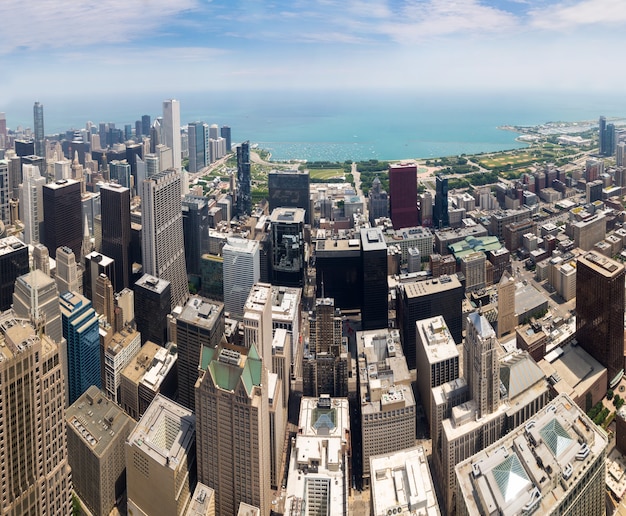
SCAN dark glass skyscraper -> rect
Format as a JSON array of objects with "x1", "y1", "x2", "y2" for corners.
[
  {"x1": 134, "y1": 274, "x2": 171, "y2": 345},
  {"x1": 388, "y1": 162, "x2": 418, "y2": 230},
  {"x1": 182, "y1": 195, "x2": 209, "y2": 277},
  {"x1": 101, "y1": 183, "x2": 131, "y2": 292},
  {"x1": 33, "y1": 101, "x2": 44, "y2": 157},
  {"x1": 220, "y1": 125, "x2": 231, "y2": 152},
  {"x1": 236, "y1": 141, "x2": 251, "y2": 217},
  {"x1": 141, "y1": 115, "x2": 151, "y2": 137},
  {"x1": 434, "y1": 175, "x2": 449, "y2": 229},
  {"x1": 360, "y1": 227, "x2": 388, "y2": 330},
  {"x1": 0, "y1": 236, "x2": 29, "y2": 311},
  {"x1": 188, "y1": 121, "x2": 207, "y2": 173},
  {"x1": 268, "y1": 169, "x2": 311, "y2": 224},
  {"x1": 42, "y1": 179, "x2": 82, "y2": 260}
]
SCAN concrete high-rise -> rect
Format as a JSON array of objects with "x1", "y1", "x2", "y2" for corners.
[
  {"x1": 176, "y1": 296, "x2": 224, "y2": 410},
  {"x1": 127, "y1": 395, "x2": 197, "y2": 515},
  {"x1": 0, "y1": 312, "x2": 72, "y2": 515},
  {"x1": 222, "y1": 237, "x2": 260, "y2": 318},
  {"x1": 576, "y1": 251, "x2": 626, "y2": 387},
  {"x1": 60, "y1": 291, "x2": 101, "y2": 404},
  {"x1": 19, "y1": 163, "x2": 46, "y2": 245},
  {"x1": 55, "y1": 245, "x2": 80, "y2": 294},
  {"x1": 236, "y1": 141, "x2": 252, "y2": 217},
  {"x1": 196, "y1": 341, "x2": 271, "y2": 516},
  {"x1": 101, "y1": 183, "x2": 131, "y2": 292},
  {"x1": 434, "y1": 175, "x2": 449, "y2": 229},
  {"x1": 368, "y1": 175, "x2": 389, "y2": 224},
  {"x1": 141, "y1": 168, "x2": 189, "y2": 309},
  {"x1": 42, "y1": 178, "x2": 83, "y2": 260},
  {"x1": 66, "y1": 386, "x2": 134, "y2": 516},
  {"x1": 33, "y1": 101, "x2": 45, "y2": 157},
  {"x1": 0, "y1": 236, "x2": 29, "y2": 311},
  {"x1": 388, "y1": 162, "x2": 418, "y2": 229},
  {"x1": 163, "y1": 99, "x2": 182, "y2": 174}
]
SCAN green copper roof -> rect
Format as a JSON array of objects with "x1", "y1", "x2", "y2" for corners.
[
  {"x1": 204, "y1": 343, "x2": 263, "y2": 395},
  {"x1": 200, "y1": 345, "x2": 217, "y2": 371}
]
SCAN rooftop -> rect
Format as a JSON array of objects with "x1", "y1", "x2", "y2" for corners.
[
  {"x1": 178, "y1": 296, "x2": 223, "y2": 330},
  {"x1": 122, "y1": 341, "x2": 177, "y2": 388},
  {"x1": 456, "y1": 394, "x2": 607, "y2": 516},
  {"x1": 579, "y1": 251, "x2": 624, "y2": 278},
  {"x1": 416, "y1": 316, "x2": 459, "y2": 365},
  {"x1": 0, "y1": 235, "x2": 26, "y2": 256},
  {"x1": 269, "y1": 207, "x2": 305, "y2": 224},
  {"x1": 401, "y1": 274, "x2": 462, "y2": 299},
  {"x1": 127, "y1": 394, "x2": 195, "y2": 470},
  {"x1": 361, "y1": 227, "x2": 387, "y2": 251},
  {"x1": 66, "y1": 386, "x2": 133, "y2": 458},
  {"x1": 135, "y1": 274, "x2": 170, "y2": 294},
  {"x1": 184, "y1": 483, "x2": 215, "y2": 516},
  {"x1": 270, "y1": 285, "x2": 301, "y2": 322}
]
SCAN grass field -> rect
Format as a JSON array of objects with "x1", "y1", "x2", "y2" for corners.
[
  {"x1": 309, "y1": 169, "x2": 346, "y2": 181},
  {"x1": 478, "y1": 152, "x2": 538, "y2": 169}
]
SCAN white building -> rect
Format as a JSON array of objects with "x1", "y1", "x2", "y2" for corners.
[
  {"x1": 222, "y1": 237, "x2": 260, "y2": 318},
  {"x1": 19, "y1": 163, "x2": 46, "y2": 244}
]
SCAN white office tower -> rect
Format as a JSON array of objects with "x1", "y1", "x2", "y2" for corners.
[
  {"x1": 223, "y1": 238, "x2": 260, "y2": 319},
  {"x1": 55, "y1": 246, "x2": 80, "y2": 294},
  {"x1": 54, "y1": 159, "x2": 71, "y2": 180},
  {"x1": 0, "y1": 160, "x2": 8, "y2": 225},
  {"x1": 456, "y1": 394, "x2": 608, "y2": 516},
  {"x1": 163, "y1": 99, "x2": 186, "y2": 195},
  {"x1": 141, "y1": 169, "x2": 189, "y2": 310},
  {"x1": 19, "y1": 163, "x2": 46, "y2": 244}
]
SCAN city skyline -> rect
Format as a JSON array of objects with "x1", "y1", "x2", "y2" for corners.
[{"x1": 1, "y1": 0, "x2": 625, "y2": 105}]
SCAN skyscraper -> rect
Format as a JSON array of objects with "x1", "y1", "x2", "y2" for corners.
[
  {"x1": 222, "y1": 237, "x2": 260, "y2": 318},
  {"x1": 236, "y1": 141, "x2": 252, "y2": 217},
  {"x1": 0, "y1": 159, "x2": 8, "y2": 225},
  {"x1": 141, "y1": 114, "x2": 151, "y2": 136},
  {"x1": 134, "y1": 274, "x2": 171, "y2": 345},
  {"x1": 55, "y1": 246, "x2": 80, "y2": 294},
  {"x1": 268, "y1": 169, "x2": 311, "y2": 224},
  {"x1": 0, "y1": 312, "x2": 72, "y2": 514},
  {"x1": 42, "y1": 178, "x2": 83, "y2": 260},
  {"x1": 270, "y1": 207, "x2": 306, "y2": 288},
  {"x1": 220, "y1": 125, "x2": 232, "y2": 152},
  {"x1": 576, "y1": 251, "x2": 625, "y2": 387},
  {"x1": 0, "y1": 236, "x2": 29, "y2": 311},
  {"x1": 163, "y1": 99, "x2": 182, "y2": 173},
  {"x1": 368, "y1": 175, "x2": 388, "y2": 224},
  {"x1": 60, "y1": 291, "x2": 101, "y2": 404},
  {"x1": 188, "y1": 121, "x2": 208, "y2": 173},
  {"x1": 19, "y1": 163, "x2": 46, "y2": 245},
  {"x1": 101, "y1": 183, "x2": 131, "y2": 292},
  {"x1": 388, "y1": 162, "x2": 418, "y2": 229},
  {"x1": 196, "y1": 341, "x2": 271, "y2": 515},
  {"x1": 141, "y1": 169, "x2": 189, "y2": 309},
  {"x1": 434, "y1": 174, "x2": 449, "y2": 229},
  {"x1": 0, "y1": 112, "x2": 6, "y2": 149},
  {"x1": 360, "y1": 227, "x2": 388, "y2": 330},
  {"x1": 33, "y1": 101, "x2": 45, "y2": 157},
  {"x1": 182, "y1": 195, "x2": 209, "y2": 277}
]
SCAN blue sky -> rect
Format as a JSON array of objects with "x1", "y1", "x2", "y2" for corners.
[{"x1": 1, "y1": 0, "x2": 626, "y2": 102}]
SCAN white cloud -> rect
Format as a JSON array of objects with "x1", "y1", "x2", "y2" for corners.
[
  {"x1": 0, "y1": 0, "x2": 199, "y2": 54},
  {"x1": 529, "y1": 0, "x2": 626, "y2": 30}
]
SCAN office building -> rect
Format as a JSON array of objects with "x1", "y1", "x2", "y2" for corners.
[
  {"x1": 388, "y1": 162, "x2": 418, "y2": 229},
  {"x1": 0, "y1": 235, "x2": 28, "y2": 311},
  {"x1": 397, "y1": 274, "x2": 463, "y2": 370},
  {"x1": 120, "y1": 341, "x2": 178, "y2": 420},
  {"x1": 188, "y1": 121, "x2": 208, "y2": 173},
  {"x1": 195, "y1": 341, "x2": 271, "y2": 516},
  {"x1": 384, "y1": 226, "x2": 433, "y2": 266},
  {"x1": 84, "y1": 251, "x2": 115, "y2": 302},
  {"x1": 0, "y1": 159, "x2": 8, "y2": 225},
  {"x1": 571, "y1": 212, "x2": 606, "y2": 251},
  {"x1": 460, "y1": 251, "x2": 486, "y2": 292},
  {"x1": 236, "y1": 141, "x2": 252, "y2": 217},
  {"x1": 434, "y1": 175, "x2": 449, "y2": 229},
  {"x1": 200, "y1": 253, "x2": 224, "y2": 300},
  {"x1": 268, "y1": 169, "x2": 311, "y2": 224},
  {"x1": 357, "y1": 328, "x2": 415, "y2": 485},
  {"x1": 141, "y1": 114, "x2": 151, "y2": 136},
  {"x1": 0, "y1": 312, "x2": 72, "y2": 515},
  {"x1": 576, "y1": 251, "x2": 625, "y2": 387},
  {"x1": 93, "y1": 274, "x2": 115, "y2": 325},
  {"x1": 243, "y1": 283, "x2": 274, "y2": 366},
  {"x1": 15, "y1": 139, "x2": 35, "y2": 157},
  {"x1": 176, "y1": 296, "x2": 224, "y2": 410},
  {"x1": 42, "y1": 178, "x2": 82, "y2": 260},
  {"x1": 127, "y1": 395, "x2": 196, "y2": 515},
  {"x1": 370, "y1": 447, "x2": 440, "y2": 516},
  {"x1": 497, "y1": 271, "x2": 516, "y2": 338},
  {"x1": 101, "y1": 183, "x2": 131, "y2": 292},
  {"x1": 101, "y1": 326, "x2": 141, "y2": 403},
  {"x1": 270, "y1": 285, "x2": 302, "y2": 365},
  {"x1": 222, "y1": 237, "x2": 260, "y2": 318},
  {"x1": 415, "y1": 316, "x2": 459, "y2": 428},
  {"x1": 60, "y1": 291, "x2": 101, "y2": 404},
  {"x1": 182, "y1": 195, "x2": 209, "y2": 277},
  {"x1": 185, "y1": 484, "x2": 216, "y2": 516},
  {"x1": 56, "y1": 245, "x2": 80, "y2": 294},
  {"x1": 270, "y1": 207, "x2": 306, "y2": 288},
  {"x1": 368, "y1": 176, "x2": 389, "y2": 224},
  {"x1": 314, "y1": 236, "x2": 362, "y2": 311},
  {"x1": 33, "y1": 101, "x2": 45, "y2": 157},
  {"x1": 66, "y1": 386, "x2": 134, "y2": 516},
  {"x1": 220, "y1": 125, "x2": 231, "y2": 152},
  {"x1": 285, "y1": 396, "x2": 350, "y2": 516},
  {"x1": 141, "y1": 168, "x2": 189, "y2": 309},
  {"x1": 19, "y1": 163, "x2": 46, "y2": 245},
  {"x1": 0, "y1": 112, "x2": 6, "y2": 149},
  {"x1": 360, "y1": 227, "x2": 388, "y2": 331},
  {"x1": 134, "y1": 274, "x2": 171, "y2": 345},
  {"x1": 456, "y1": 394, "x2": 607, "y2": 516},
  {"x1": 109, "y1": 159, "x2": 131, "y2": 188},
  {"x1": 163, "y1": 99, "x2": 182, "y2": 173}
]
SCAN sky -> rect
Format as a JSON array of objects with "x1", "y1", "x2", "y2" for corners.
[{"x1": 1, "y1": 0, "x2": 626, "y2": 102}]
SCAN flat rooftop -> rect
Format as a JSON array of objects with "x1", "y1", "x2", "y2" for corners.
[
  {"x1": 270, "y1": 285, "x2": 301, "y2": 322},
  {"x1": 401, "y1": 274, "x2": 462, "y2": 299},
  {"x1": 179, "y1": 296, "x2": 223, "y2": 330},
  {"x1": 361, "y1": 227, "x2": 387, "y2": 251},
  {"x1": 416, "y1": 316, "x2": 458, "y2": 365},
  {"x1": 456, "y1": 394, "x2": 607, "y2": 516},
  {"x1": 0, "y1": 235, "x2": 26, "y2": 256},
  {"x1": 66, "y1": 385, "x2": 133, "y2": 458},
  {"x1": 270, "y1": 207, "x2": 305, "y2": 224},
  {"x1": 579, "y1": 251, "x2": 624, "y2": 278},
  {"x1": 184, "y1": 483, "x2": 215, "y2": 516},
  {"x1": 135, "y1": 274, "x2": 170, "y2": 294},
  {"x1": 122, "y1": 341, "x2": 177, "y2": 388}
]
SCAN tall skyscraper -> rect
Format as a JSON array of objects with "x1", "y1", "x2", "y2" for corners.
[
  {"x1": 0, "y1": 236, "x2": 29, "y2": 311},
  {"x1": 0, "y1": 112, "x2": 6, "y2": 149},
  {"x1": 434, "y1": 174, "x2": 449, "y2": 229},
  {"x1": 141, "y1": 114, "x2": 151, "y2": 136},
  {"x1": 141, "y1": 169, "x2": 189, "y2": 309},
  {"x1": 19, "y1": 163, "x2": 46, "y2": 245},
  {"x1": 222, "y1": 237, "x2": 260, "y2": 318},
  {"x1": 42, "y1": 178, "x2": 83, "y2": 260},
  {"x1": 0, "y1": 159, "x2": 8, "y2": 225},
  {"x1": 176, "y1": 296, "x2": 224, "y2": 410},
  {"x1": 270, "y1": 207, "x2": 306, "y2": 288},
  {"x1": 368, "y1": 176, "x2": 389, "y2": 224},
  {"x1": 236, "y1": 141, "x2": 252, "y2": 217},
  {"x1": 220, "y1": 125, "x2": 232, "y2": 152},
  {"x1": 101, "y1": 183, "x2": 131, "y2": 292},
  {"x1": 83, "y1": 251, "x2": 115, "y2": 302},
  {"x1": 55, "y1": 245, "x2": 80, "y2": 294},
  {"x1": 268, "y1": 169, "x2": 311, "y2": 224},
  {"x1": 576, "y1": 251, "x2": 625, "y2": 387},
  {"x1": 0, "y1": 312, "x2": 72, "y2": 515},
  {"x1": 388, "y1": 162, "x2": 418, "y2": 229},
  {"x1": 465, "y1": 313, "x2": 500, "y2": 418},
  {"x1": 33, "y1": 101, "x2": 45, "y2": 157},
  {"x1": 188, "y1": 121, "x2": 208, "y2": 173},
  {"x1": 182, "y1": 195, "x2": 209, "y2": 277},
  {"x1": 163, "y1": 99, "x2": 182, "y2": 172},
  {"x1": 195, "y1": 341, "x2": 271, "y2": 515},
  {"x1": 60, "y1": 291, "x2": 101, "y2": 404},
  {"x1": 134, "y1": 274, "x2": 171, "y2": 345},
  {"x1": 360, "y1": 227, "x2": 388, "y2": 330}
]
